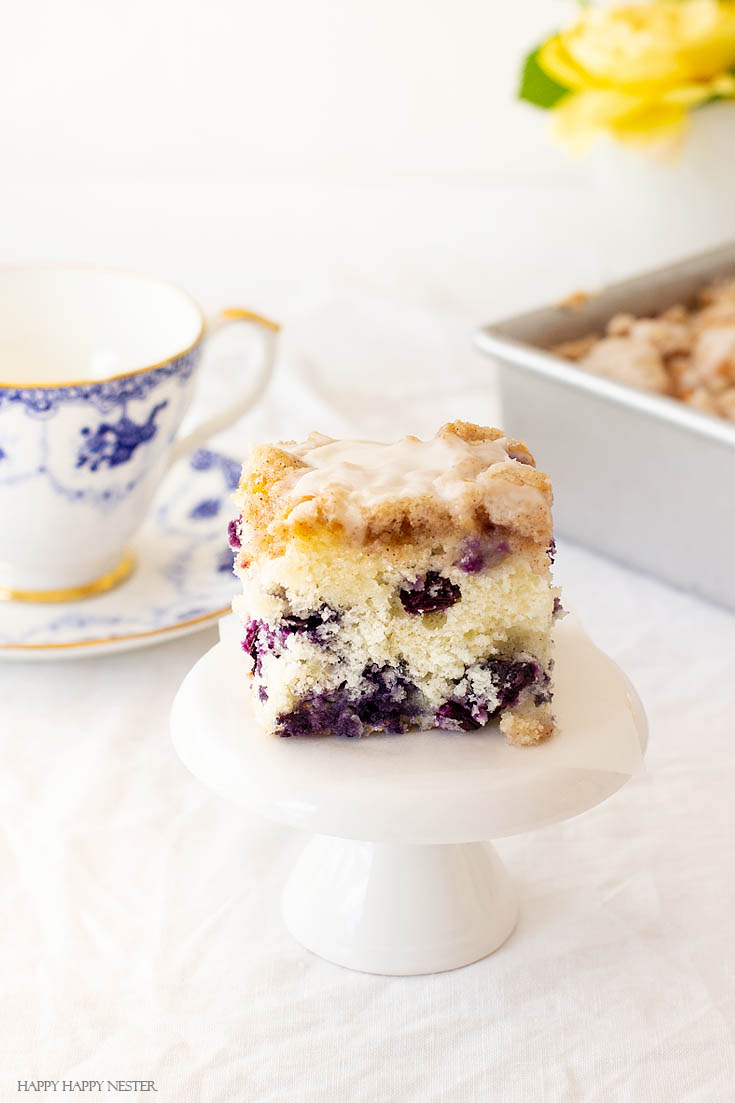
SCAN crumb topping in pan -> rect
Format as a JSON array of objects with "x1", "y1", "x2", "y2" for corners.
[{"x1": 553, "y1": 276, "x2": 735, "y2": 422}]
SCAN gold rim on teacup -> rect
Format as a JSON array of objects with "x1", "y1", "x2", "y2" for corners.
[{"x1": 0, "y1": 263, "x2": 280, "y2": 390}]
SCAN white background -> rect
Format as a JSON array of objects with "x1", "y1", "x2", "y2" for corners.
[
  {"x1": 3, "y1": 0, "x2": 730, "y2": 320},
  {"x1": 0, "y1": 0, "x2": 635, "y2": 323},
  {"x1": 1, "y1": 2, "x2": 735, "y2": 1100}
]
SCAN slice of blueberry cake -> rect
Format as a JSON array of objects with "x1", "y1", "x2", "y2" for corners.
[{"x1": 230, "y1": 421, "x2": 561, "y2": 745}]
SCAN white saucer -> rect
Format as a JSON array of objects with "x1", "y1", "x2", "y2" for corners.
[{"x1": 0, "y1": 448, "x2": 240, "y2": 660}]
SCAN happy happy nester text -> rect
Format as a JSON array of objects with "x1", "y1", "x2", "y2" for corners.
[{"x1": 18, "y1": 1085, "x2": 157, "y2": 1094}]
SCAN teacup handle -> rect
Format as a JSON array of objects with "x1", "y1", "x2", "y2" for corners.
[{"x1": 166, "y1": 307, "x2": 279, "y2": 468}]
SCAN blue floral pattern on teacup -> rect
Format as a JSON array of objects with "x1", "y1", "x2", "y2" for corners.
[
  {"x1": 0, "y1": 348, "x2": 201, "y2": 510},
  {"x1": 0, "y1": 350, "x2": 198, "y2": 416},
  {"x1": 76, "y1": 401, "x2": 168, "y2": 471}
]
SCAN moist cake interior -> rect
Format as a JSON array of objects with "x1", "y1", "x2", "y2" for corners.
[{"x1": 231, "y1": 422, "x2": 560, "y2": 745}]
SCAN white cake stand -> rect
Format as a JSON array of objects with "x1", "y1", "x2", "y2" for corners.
[{"x1": 171, "y1": 617, "x2": 647, "y2": 976}]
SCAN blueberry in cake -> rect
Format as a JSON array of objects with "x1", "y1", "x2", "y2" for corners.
[{"x1": 230, "y1": 422, "x2": 561, "y2": 745}]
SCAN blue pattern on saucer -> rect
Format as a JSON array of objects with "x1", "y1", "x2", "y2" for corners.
[{"x1": 0, "y1": 447, "x2": 241, "y2": 657}]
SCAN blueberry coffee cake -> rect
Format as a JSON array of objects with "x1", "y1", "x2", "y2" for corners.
[
  {"x1": 230, "y1": 422, "x2": 561, "y2": 745},
  {"x1": 554, "y1": 277, "x2": 735, "y2": 422}
]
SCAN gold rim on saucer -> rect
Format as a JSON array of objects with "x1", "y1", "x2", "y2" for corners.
[
  {"x1": 1, "y1": 605, "x2": 231, "y2": 652},
  {"x1": 0, "y1": 551, "x2": 135, "y2": 604}
]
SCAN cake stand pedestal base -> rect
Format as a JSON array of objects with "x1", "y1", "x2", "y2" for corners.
[{"x1": 283, "y1": 837, "x2": 518, "y2": 975}]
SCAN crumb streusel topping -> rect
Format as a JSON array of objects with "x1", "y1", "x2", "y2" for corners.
[
  {"x1": 553, "y1": 277, "x2": 735, "y2": 422},
  {"x1": 235, "y1": 421, "x2": 553, "y2": 552}
]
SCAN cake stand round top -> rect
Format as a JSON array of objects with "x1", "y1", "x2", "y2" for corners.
[{"x1": 171, "y1": 616, "x2": 647, "y2": 846}]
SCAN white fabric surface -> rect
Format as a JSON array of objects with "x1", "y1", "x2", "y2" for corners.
[{"x1": 2, "y1": 297, "x2": 734, "y2": 1101}]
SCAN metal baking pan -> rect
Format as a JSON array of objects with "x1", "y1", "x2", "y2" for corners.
[{"x1": 474, "y1": 245, "x2": 735, "y2": 609}]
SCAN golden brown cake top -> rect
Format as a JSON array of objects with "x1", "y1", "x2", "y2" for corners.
[{"x1": 234, "y1": 421, "x2": 553, "y2": 553}]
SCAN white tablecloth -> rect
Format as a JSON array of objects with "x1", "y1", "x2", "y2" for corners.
[{"x1": 2, "y1": 297, "x2": 734, "y2": 1102}]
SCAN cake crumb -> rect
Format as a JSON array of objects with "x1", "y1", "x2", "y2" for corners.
[{"x1": 557, "y1": 289, "x2": 593, "y2": 311}]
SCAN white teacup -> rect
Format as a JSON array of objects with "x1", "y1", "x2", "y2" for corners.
[{"x1": 0, "y1": 265, "x2": 278, "y2": 601}]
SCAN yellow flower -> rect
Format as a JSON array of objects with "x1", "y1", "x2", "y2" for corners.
[{"x1": 537, "y1": 0, "x2": 735, "y2": 151}]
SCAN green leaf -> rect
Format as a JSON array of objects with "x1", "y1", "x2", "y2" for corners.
[
  {"x1": 518, "y1": 46, "x2": 569, "y2": 110},
  {"x1": 695, "y1": 68, "x2": 735, "y2": 110}
]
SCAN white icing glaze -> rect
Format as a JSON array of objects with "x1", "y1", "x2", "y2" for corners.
[{"x1": 285, "y1": 434, "x2": 512, "y2": 504}]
